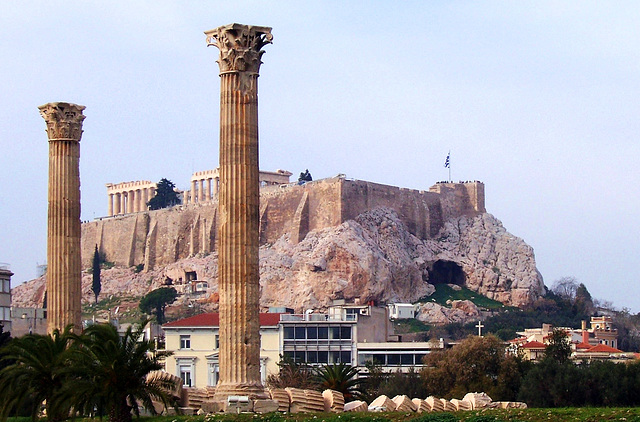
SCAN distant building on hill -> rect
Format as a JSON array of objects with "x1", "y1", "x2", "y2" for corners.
[
  {"x1": 0, "y1": 264, "x2": 12, "y2": 332},
  {"x1": 508, "y1": 316, "x2": 635, "y2": 363}
]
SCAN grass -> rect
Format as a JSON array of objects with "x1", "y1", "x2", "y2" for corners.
[
  {"x1": 394, "y1": 318, "x2": 432, "y2": 334},
  {"x1": 420, "y1": 284, "x2": 510, "y2": 311},
  {"x1": 10, "y1": 408, "x2": 640, "y2": 422}
]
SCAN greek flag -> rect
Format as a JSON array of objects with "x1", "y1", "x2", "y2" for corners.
[{"x1": 444, "y1": 152, "x2": 450, "y2": 168}]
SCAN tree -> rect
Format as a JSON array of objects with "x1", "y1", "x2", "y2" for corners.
[
  {"x1": 315, "y1": 363, "x2": 364, "y2": 402},
  {"x1": 543, "y1": 328, "x2": 572, "y2": 364},
  {"x1": 574, "y1": 283, "x2": 594, "y2": 316},
  {"x1": 551, "y1": 276, "x2": 579, "y2": 302},
  {"x1": 421, "y1": 335, "x2": 526, "y2": 400},
  {"x1": 92, "y1": 245, "x2": 102, "y2": 304},
  {"x1": 0, "y1": 327, "x2": 76, "y2": 422},
  {"x1": 147, "y1": 178, "x2": 180, "y2": 211},
  {"x1": 139, "y1": 287, "x2": 178, "y2": 324},
  {"x1": 71, "y1": 322, "x2": 179, "y2": 422},
  {"x1": 298, "y1": 169, "x2": 312, "y2": 183},
  {"x1": 266, "y1": 355, "x2": 319, "y2": 390}
]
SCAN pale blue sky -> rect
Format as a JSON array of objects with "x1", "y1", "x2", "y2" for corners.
[{"x1": 1, "y1": 2, "x2": 638, "y2": 310}]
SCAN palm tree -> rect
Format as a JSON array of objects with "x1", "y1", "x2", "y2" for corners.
[
  {"x1": 0, "y1": 326, "x2": 76, "y2": 422},
  {"x1": 71, "y1": 321, "x2": 179, "y2": 422},
  {"x1": 315, "y1": 362, "x2": 364, "y2": 402}
]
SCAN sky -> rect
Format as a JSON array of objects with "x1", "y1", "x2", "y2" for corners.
[{"x1": 0, "y1": 2, "x2": 638, "y2": 311}]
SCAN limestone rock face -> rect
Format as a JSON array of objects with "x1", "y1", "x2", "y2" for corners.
[
  {"x1": 259, "y1": 208, "x2": 543, "y2": 310},
  {"x1": 416, "y1": 301, "x2": 481, "y2": 325},
  {"x1": 13, "y1": 207, "x2": 544, "y2": 311}
]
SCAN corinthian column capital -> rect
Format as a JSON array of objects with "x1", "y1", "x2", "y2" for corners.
[
  {"x1": 38, "y1": 102, "x2": 86, "y2": 142},
  {"x1": 205, "y1": 23, "x2": 273, "y2": 75}
]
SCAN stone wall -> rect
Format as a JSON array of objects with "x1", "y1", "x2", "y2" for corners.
[{"x1": 81, "y1": 177, "x2": 485, "y2": 270}]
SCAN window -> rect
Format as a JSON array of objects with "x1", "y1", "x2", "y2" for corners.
[
  {"x1": 284, "y1": 326, "x2": 294, "y2": 339},
  {"x1": 387, "y1": 354, "x2": 401, "y2": 365},
  {"x1": 207, "y1": 363, "x2": 219, "y2": 387},
  {"x1": 180, "y1": 366, "x2": 192, "y2": 387},
  {"x1": 180, "y1": 335, "x2": 191, "y2": 349},
  {"x1": 341, "y1": 326, "x2": 352, "y2": 339},
  {"x1": 318, "y1": 326, "x2": 328, "y2": 339},
  {"x1": 295, "y1": 326, "x2": 306, "y2": 340},
  {"x1": 214, "y1": 334, "x2": 219, "y2": 349},
  {"x1": 401, "y1": 354, "x2": 413, "y2": 365},
  {"x1": 307, "y1": 326, "x2": 318, "y2": 339},
  {"x1": 1, "y1": 279, "x2": 9, "y2": 293}
]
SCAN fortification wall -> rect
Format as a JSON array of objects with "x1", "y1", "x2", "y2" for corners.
[{"x1": 81, "y1": 177, "x2": 485, "y2": 270}]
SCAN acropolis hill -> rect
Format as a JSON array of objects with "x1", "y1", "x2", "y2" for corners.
[
  {"x1": 69, "y1": 174, "x2": 544, "y2": 310},
  {"x1": 83, "y1": 175, "x2": 484, "y2": 270}
]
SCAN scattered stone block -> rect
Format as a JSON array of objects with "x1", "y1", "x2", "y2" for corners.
[
  {"x1": 441, "y1": 399, "x2": 457, "y2": 412},
  {"x1": 285, "y1": 387, "x2": 308, "y2": 412},
  {"x1": 253, "y1": 399, "x2": 279, "y2": 413},
  {"x1": 496, "y1": 401, "x2": 528, "y2": 409},
  {"x1": 392, "y1": 395, "x2": 417, "y2": 412},
  {"x1": 344, "y1": 400, "x2": 368, "y2": 412},
  {"x1": 368, "y1": 395, "x2": 397, "y2": 412},
  {"x1": 268, "y1": 388, "x2": 290, "y2": 412},
  {"x1": 450, "y1": 399, "x2": 472, "y2": 411},
  {"x1": 304, "y1": 389, "x2": 325, "y2": 412},
  {"x1": 323, "y1": 389, "x2": 345, "y2": 412},
  {"x1": 426, "y1": 396, "x2": 444, "y2": 412},
  {"x1": 462, "y1": 392, "x2": 493, "y2": 409},
  {"x1": 412, "y1": 398, "x2": 432, "y2": 412}
]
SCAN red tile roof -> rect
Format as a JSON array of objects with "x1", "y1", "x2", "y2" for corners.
[
  {"x1": 575, "y1": 342, "x2": 592, "y2": 350},
  {"x1": 584, "y1": 344, "x2": 623, "y2": 353},
  {"x1": 163, "y1": 313, "x2": 282, "y2": 328},
  {"x1": 521, "y1": 341, "x2": 546, "y2": 349}
]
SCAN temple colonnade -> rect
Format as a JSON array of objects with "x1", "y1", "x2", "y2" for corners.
[
  {"x1": 105, "y1": 169, "x2": 292, "y2": 216},
  {"x1": 183, "y1": 168, "x2": 292, "y2": 205},
  {"x1": 106, "y1": 180, "x2": 156, "y2": 216}
]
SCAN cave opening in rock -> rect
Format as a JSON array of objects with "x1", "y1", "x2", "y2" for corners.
[{"x1": 428, "y1": 260, "x2": 466, "y2": 286}]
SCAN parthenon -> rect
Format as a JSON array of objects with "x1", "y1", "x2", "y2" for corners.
[
  {"x1": 105, "y1": 168, "x2": 291, "y2": 216},
  {"x1": 106, "y1": 180, "x2": 156, "y2": 216}
]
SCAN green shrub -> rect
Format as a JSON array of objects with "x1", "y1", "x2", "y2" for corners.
[
  {"x1": 465, "y1": 416, "x2": 506, "y2": 422},
  {"x1": 409, "y1": 412, "x2": 458, "y2": 422}
]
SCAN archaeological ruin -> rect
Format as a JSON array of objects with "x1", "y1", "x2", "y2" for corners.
[
  {"x1": 206, "y1": 23, "x2": 273, "y2": 403},
  {"x1": 39, "y1": 102, "x2": 85, "y2": 333}
]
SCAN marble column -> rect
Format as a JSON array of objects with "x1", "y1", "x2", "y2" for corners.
[
  {"x1": 206, "y1": 23, "x2": 272, "y2": 401},
  {"x1": 108, "y1": 194, "x2": 114, "y2": 217},
  {"x1": 191, "y1": 180, "x2": 197, "y2": 203},
  {"x1": 206, "y1": 178, "x2": 212, "y2": 202},
  {"x1": 114, "y1": 193, "x2": 121, "y2": 215},
  {"x1": 39, "y1": 102, "x2": 85, "y2": 334}
]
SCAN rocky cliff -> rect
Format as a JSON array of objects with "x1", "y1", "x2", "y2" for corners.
[{"x1": 12, "y1": 206, "x2": 544, "y2": 314}]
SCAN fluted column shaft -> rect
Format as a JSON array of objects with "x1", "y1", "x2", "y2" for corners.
[
  {"x1": 39, "y1": 102, "x2": 85, "y2": 334},
  {"x1": 216, "y1": 70, "x2": 262, "y2": 397},
  {"x1": 108, "y1": 194, "x2": 114, "y2": 216},
  {"x1": 206, "y1": 23, "x2": 272, "y2": 401}
]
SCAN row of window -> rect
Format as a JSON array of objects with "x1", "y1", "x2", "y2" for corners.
[
  {"x1": 283, "y1": 350, "x2": 352, "y2": 364},
  {"x1": 283, "y1": 325, "x2": 352, "y2": 340},
  {"x1": 179, "y1": 334, "x2": 218, "y2": 349},
  {"x1": 358, "y1": 353, "x2": 428, "y2": 366}
]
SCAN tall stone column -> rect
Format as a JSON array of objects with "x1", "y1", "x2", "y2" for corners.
[
  {"x1": 114, "y1": 193, "x2": 121, "y2": 215},
  {"x1": 206, "y1": 178, "x2": 212, "y2": 202},
  {"x1": 108, "y1": 194, "x2": 114, "y2": 217},
  {"x1": 39, "y1": 102, "x2": 85, "y2": 334},
  {"x1": 206, "y1": 23, "x2": 272, "y2": 401}
]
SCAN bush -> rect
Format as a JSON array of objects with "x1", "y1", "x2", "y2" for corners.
[{"x1": 410, "y1": 413, "x2": 458, "y2": 422}]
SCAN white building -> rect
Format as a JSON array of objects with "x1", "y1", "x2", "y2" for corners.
[
  {"x1": 388, "y1": 303, "x2": 417, "y2": 319},
  {"x1": 0, "y1": 264, "x2": 12, "y2": 332}
]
